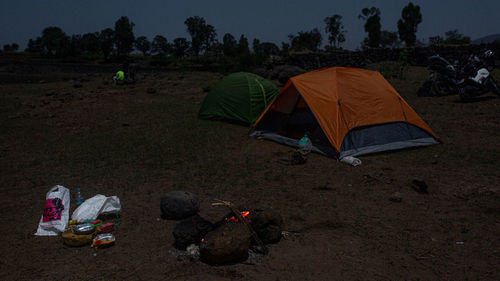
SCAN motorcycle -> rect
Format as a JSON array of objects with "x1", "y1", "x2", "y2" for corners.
[{"x1": 417, "y1": 50, "x2": 500, "y2": 100}]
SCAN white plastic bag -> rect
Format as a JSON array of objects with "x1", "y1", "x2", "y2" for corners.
[
  {"x1": 71, "y1": 194, "x2": 121, "y2": 222},
  {"x1": 35, "y1": 185, "x2": 70, "y2": 236},
  {"x1": 340, "y1": 156, "x2": 362, "y2": 166}
]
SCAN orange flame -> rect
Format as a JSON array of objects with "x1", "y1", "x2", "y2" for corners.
[{"x1": 224, "y1": 211, "x2": 251, "y2": 223}]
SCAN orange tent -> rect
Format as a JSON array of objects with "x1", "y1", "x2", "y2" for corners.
[{"x1": 250, "y1": 67, "x2": 439, "y2": 158}]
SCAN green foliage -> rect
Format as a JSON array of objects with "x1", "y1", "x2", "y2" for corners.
[
  {"x1": 3, "y1": 43, "x2": 19, "y2": 52},
  {"x1": 184, "y1": 16, "x2": 217, "y2": 55},
  {"x1": 222, "y1": 33, "x2": 237, "y2": 57},
  {"x1": 254, "y1": 41, "x2": 280, "y2": 58},
  {"x1": 324, "y1": 14, "x2": 346, "y2": 49},
  {"x1": 237, "y1": 34, "x2": 250, "y2": 54},
  {"x1": 69, "y1": 34, "x2": 83, "y2": 57},
  {"x1": 135, "y1": 36, "x2": 151, "y2": 55},
  {"x1": 397, "y1": 2, "x2": 422, "y2": 47},
  {"x1": 289, "y1": 28, "x2": 322, "y2": 52},
  {"x1": 26, "y1": 38, "x2": 42, "y2": 53},
  {"x1": 380, "y1": 30, "x2": 400, "y2": 48},
  {"x1": 376, "y1": 50, "x2": 409, "y2": 79},
  {"x1": 429, "y1": 36, "x2": 444, "y2": 46},
  {"x1": 443, "y1": 30, "x2": 471, "y2": 45},
  {"x1": 280, "y1": 42, "x2": 290, "y2": 56},
  {"x1": 41, "y1": 26, "x2": 70, "y2": 56},
  {"x1": 358, "y1": 7, "x2": 381, "y2": 48},
  {"x1": 81, "y1": 32, "x2": 100, "y2": 54},
  {"x1": 99, "y1": 28, "x2": 115, "y2": 59},
  {"x1": 172, "y1": 37, "x2": 190, "y2": 58},
  {"x1": 114, "y1": 16, "x2": 135, "y2": 56},
  {"x1": 152, "y1": 35, "x2": 170, "y2": 56}
]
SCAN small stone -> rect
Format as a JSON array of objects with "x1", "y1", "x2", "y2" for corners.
[
  {"x1": 411, "y1": 179, "x2": 428, "y2": 194},
  {"x1": 389, "y1": 192, "x2": 402, "y2": 202}
]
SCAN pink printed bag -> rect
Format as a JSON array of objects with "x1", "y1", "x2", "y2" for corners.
[{"x1": 35, "y1": 185, "x2": 70, "y2": 236}]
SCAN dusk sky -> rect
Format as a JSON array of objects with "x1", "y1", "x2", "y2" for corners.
[{"x1": 1, "y1": 0, "x2": 499, "y2": 50}]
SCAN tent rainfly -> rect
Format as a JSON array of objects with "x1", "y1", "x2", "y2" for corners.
[
  {"x1": 250, "y1": 67, "x2": 440, "y2": 159},
  {"x1": 199, "y1": 72, "x2": 279, "y2": 124}
]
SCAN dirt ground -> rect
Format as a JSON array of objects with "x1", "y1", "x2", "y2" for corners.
[{"x1": 0, "y1": 61, "x2": 499, "y2": 281}]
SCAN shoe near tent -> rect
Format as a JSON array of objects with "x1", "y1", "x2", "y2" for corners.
[
  {"x1": 199, "y1": 72, "x2": 279, "y2": 124},
  {"x1": 250, "y1": 67, "x2": 440, "y2": 159}
]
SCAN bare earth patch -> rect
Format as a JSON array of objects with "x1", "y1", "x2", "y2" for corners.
[{"x1": 0, "y1": 65, "x2": 499, "y2": 280}]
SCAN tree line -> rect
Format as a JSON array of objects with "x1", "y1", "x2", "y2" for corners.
[{"x1": 2, "y1": 2, "x2": 473, "y2": 58}]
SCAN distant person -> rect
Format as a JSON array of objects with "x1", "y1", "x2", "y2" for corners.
[
  {"x1": 128, "y1": 63, "x2": 136, "y2": 82},
  {"x1": 113, "y1": 70, "x2": 125, "y2": 85}
]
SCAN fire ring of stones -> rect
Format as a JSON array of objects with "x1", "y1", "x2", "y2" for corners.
[{"x1": 160, "y1": 190, "x2": 200, "y2": 220}]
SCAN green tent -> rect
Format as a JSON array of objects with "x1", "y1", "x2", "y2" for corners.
[{"x1": 199, "y1": 72, "x2": 279, "y2": 124}]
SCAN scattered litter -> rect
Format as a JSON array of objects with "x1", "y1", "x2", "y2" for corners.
[
  {"x1": 340, "y1": 156, "x2": 362, "y2": 166},
  {"x1": 75, "y1": 187, "x2": 85, "y2": 206},
  {"x1": 73, "y1": 223, "x2": 96, "y2": 235},
  {"x1": 456, "y1": 241, "x2": 464, "y2": 245},
  {"x1": 35, "y1": 185, "x2": 70, "y2": 236},
  {"x1": 62, "y1": 226, "x2": 95, "y2": 247},
  {"x1": 92, "y1": 233, "x2": 116, "y2": 248},
  {"x1": 72, "y1": 194, "x2": 121, "y2": 222}
]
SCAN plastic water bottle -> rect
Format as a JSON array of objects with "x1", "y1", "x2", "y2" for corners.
[
  {"x1": 75, "y1": 188, "x2": 84, "y2": 206},
  {"x1": 299, "y1": 131, "x2": 312, "y2": 153}
]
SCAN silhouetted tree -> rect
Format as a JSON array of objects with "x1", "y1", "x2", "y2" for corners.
[
  {"x1": 184, "y1": 16, "x2": 217, "y2": 55},
  {"x1": 280, "y1": 42, "x2": 290, "y2": 56},
  {"x1": 202, "y1": 24, "x2": 217, "y2": 53},
  {"x1": 324, "y1": 14, "x2": 346, "y2": 49},
  {"x1": 252, "y1": 38, "x2": 261, "y2": 54},
  {"x1": 237, "y1": 34, "x2": 250, "y2": 54},
  {"x1": 152, "y1": 35, "x2": 170, "y2": 55},
  {"x1": 289, "y1": 28, "x2": 322, "y2": 52},
  {"x1": 26, "y1": 37, "x2": 43, "y2": 53},
  {"x1": 253, "y1": 39, "x2": 280, "y2": 58},
  {"x1": 135, "y1": 36, "x2": 151, "y2": 55},
  {"x1": 3, "y1": 43, "x2": 19, "y2": 52},
  {"x1": 429, "y1": 36, "x2": 443, "y2": 46},
  {"x1": 380, "y1": 30, "x2": 400, "y2": 48},
  {"x1": 358, "y1": 7, "x2": 381, "y2": 48},
  {"x1": 81, "y1": 32, "x2": 100, "y2": 54},
  {"x1": 443, "y1": 30, "x2": 471, "y2": 45},
  {"x1": 41, "y1": 26, "x2": 69, "y2": 56},
  {"x1": 222, "y1": 33, "x2": 237, "y2": 56},
  {"x1": 69, "y1": 34, "x2": 83, "y2": 57},
  {"x1": 99, "y1": 28, "x2": 115, "y2": 59},
  {"x1": 172, "y1": 37, "x2": 190, "y2": 58},
  {"x1": 114, "y1": 16, "x2": 135, "y2": 56},
  {"x1": 397, "y1": 2, "x2": 422, "y2": 47}
]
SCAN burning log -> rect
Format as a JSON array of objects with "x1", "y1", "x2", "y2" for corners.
[
  {"x1": 212, "y1": 200, "x2": 268, "y2": 255},
  {"x1": 199, "y1": 223, "x2": 251, "y2": 265}
]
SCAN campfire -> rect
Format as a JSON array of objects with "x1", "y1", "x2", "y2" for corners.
[{"x1": 171, "y1": 200, "x2": 283, "y2": 265}]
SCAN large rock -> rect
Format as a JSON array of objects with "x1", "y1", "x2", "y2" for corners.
[
  {"x1": 160, "y1": 191, "x2": 200, "y2": 220},
  {"x1": 200, "y1": 223, "x2": 251, "y2": 265},
  {"x1": 250, "y1": 209, "x2": 283, "y2": 244},
  {"x1": 173, "y1": 215, "x2": 214, "y2": 250}
]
